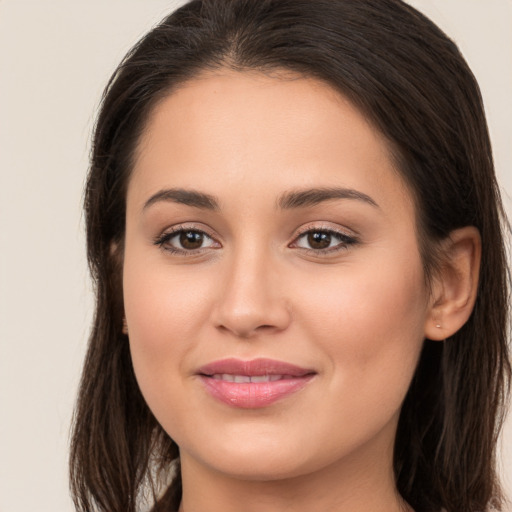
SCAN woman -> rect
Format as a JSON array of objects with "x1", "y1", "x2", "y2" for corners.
[{"x1": 69, "y1": 1, "x2": 511, "y2": 511}]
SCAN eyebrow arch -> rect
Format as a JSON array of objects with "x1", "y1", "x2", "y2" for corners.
[
  {"x1": 277, "y1": 187, "x2": 379, "y2": 209},
  {"x1": 142, "y1": 186, "x2": 378, "y2": 213},
  {"x1": 143, "y1": 188, "x2": 220, "y2": 211}
]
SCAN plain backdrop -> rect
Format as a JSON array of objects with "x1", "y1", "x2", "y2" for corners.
[{"x1": 0, "y1": 1, "x2": 511, "y2": 511}]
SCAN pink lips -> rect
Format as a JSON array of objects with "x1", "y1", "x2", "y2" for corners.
[{"x1": 197, "y1": 358, "x2": 316, "y2": 408}]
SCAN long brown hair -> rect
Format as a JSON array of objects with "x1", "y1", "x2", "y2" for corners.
[{"x1": 70, "y1": 1, "x2": 511, "y2": 511}]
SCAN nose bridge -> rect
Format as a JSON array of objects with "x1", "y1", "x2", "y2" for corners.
[{"x1": 214, "y1": 239, "x2": 290, "y2": 337}]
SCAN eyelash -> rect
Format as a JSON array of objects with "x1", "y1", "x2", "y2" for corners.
[
  {"x1": 291, "y1": 226, "x2": 358, "y2": 256},
  {"x1": 153, "y1": 224, "x2": 218, "y2": 256},
  {"x1": 153, "y1": 225, "x2": 358, "y2": 256}
]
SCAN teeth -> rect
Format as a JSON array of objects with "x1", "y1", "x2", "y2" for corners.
[
  {"x1": 211, "y1": 374, "x2": 285, "y2": 382},
  {"x1": 250, "y1": 375, "x2": 271, "y2": 383}
]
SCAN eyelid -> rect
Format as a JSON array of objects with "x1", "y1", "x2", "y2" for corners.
[
  {"x1": 289, "y1": 223, "x2": 359, "y2": 254},
  {"x1": 153, "y1": 223, "x2": 222, "y2": 254},
  {"x1": 293, "y1": 222, "x2": 358, "y2": 239},
  {"x1": 152, "y1": 221, "x2": 358, "y2": 256}
]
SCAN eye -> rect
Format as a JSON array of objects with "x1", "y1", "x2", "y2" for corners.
[
  {"x1": 154, "y1": 227, "x2": 220, "y2": 254},
  {"x1": 292, "y1": 228, "x2": 357, "y2": 253}
]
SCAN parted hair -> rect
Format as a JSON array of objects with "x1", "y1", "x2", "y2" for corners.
[{"x1": 70, "y1": 1, "x2": 511, "y2": 511}]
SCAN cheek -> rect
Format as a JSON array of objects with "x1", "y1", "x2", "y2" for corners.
[
  {"x1": 295, "y1": 250, "x2": 428, "y2": 414},
  {"x1": 122, "y1": 251, "x2": 215, "y2": 395}
]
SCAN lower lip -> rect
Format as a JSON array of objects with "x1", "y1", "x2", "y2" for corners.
[{"x1": 199, "y1": 375, "x2": 315, "y2": 408}]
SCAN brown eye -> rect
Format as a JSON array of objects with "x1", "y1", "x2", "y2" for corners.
[
  {"x1": 307, "y1": 231, "x2": 331, "y2": 249},
  {"x1": 293, "y1": 229, "x2": 357, "y2": 253},
  {"x1": 180, "y1": 231, "x2": 204, "y2": 249},
  {"x1": 155, "y1": 228, "x2": 218, "y2": 253}
]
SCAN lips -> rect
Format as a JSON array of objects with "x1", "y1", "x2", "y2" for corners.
[{"x1": 197, "y1": 358, "x2": 316, "y2": 408}]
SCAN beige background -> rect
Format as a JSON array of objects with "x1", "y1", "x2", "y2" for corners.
[{"x1": 0, "y1": 1, "x2": 510, "y2": 511}]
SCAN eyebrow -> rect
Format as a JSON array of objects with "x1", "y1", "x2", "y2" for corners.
[
  {"x1": 142, "y1": 186, "x2": 379, "y2": 212},
  {"x1": 277, "y1": 187, "x2": 379, "y2": 210},
  {"x1": 143, "y1": 188, "x2": 220, "y2": 211}
]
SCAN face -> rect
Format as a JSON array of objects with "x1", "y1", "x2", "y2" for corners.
[{"x1": 123, "y1": 70, "x2": 431, "y2": 482}]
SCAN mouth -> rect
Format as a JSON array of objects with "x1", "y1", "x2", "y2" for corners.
[
  {"x1": 196, "y1": 358, "x2": 316, "y2": 408},
  {"x1": 209, "y1": 374, "x2": 296, "y2": 382}
]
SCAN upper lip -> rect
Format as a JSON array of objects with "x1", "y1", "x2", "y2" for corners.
[{"x1": 197, "y1": 358, "x2": 315, "y2": 377}]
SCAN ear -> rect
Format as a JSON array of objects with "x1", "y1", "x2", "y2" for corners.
[{"x1": 424, "y1": 227, "x2": 481, "y2": 341}]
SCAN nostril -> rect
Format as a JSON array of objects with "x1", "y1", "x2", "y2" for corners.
[
  {"x1": 215, "y1": 322, "x2": 282, "y2": 339},
  {"x1": 212, "y1": 282, "x2": 292, "y2": 338}
]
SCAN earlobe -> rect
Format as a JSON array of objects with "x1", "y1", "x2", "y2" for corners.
[{"x1": 424, "y1": 226, "x2": 481, "y2": 341}]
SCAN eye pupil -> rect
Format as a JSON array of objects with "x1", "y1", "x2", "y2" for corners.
[
  {"x1": 308, "y1": 231, "x2": 331, "y2": 249},
  {"x1": 180, "y1": 231, "x2": 204, "y2": 249}
]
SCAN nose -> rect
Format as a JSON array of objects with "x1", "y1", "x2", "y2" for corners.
[{"x1": 212, "y1": 248, "x2": 292, "y2": 339}]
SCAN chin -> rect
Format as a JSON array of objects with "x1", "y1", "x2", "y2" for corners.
[{"x1": 200, "y1": 449, "x2": 314, "y2": 482}]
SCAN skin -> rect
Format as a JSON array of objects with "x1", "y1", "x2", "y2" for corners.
[{"x1": 122, "y1": 70, "x2": 480, "y2": 512}]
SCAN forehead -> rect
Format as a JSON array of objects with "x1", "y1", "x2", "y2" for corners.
[{"x1": 130, "y1": 69, "x2": 413, "y2": 216}]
